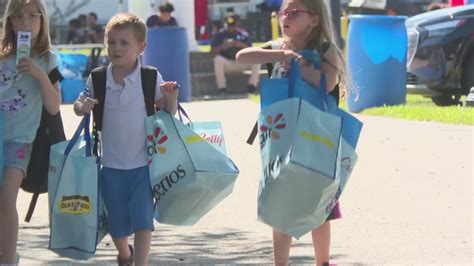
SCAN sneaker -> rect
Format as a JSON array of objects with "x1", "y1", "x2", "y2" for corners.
[
  {"x1": 117, "y1": 244, "x2": 134, "y2": 266},
  {"x1": 247, "y1": 84, "x2": 257, "y2": 94},
  {"x1": 218, "y1": 87, "x2": 227, "y2": 95}
]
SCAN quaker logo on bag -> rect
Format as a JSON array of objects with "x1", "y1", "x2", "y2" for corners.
[
  {"x1": 259, "y1": 113, "x2": 286, "y2": 149},
  {"x1": 147, "y1": 127, "x2": 169, "y2": 164},
  {"x1": 58, "y1": 195, "x2": 92, "y2": 215},
  {"x1": 152, "y1": 164, "x2": 186, "y2": 201}
]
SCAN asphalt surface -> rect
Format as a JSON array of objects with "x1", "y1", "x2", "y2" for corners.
[{"x1": 15, "y1": 99, "x2": 473, "y2": 265}]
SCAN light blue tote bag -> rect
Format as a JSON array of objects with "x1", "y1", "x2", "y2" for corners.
[
  {"x1": 257, "y1": 98, "x2": 343, "y2": 238},
  {"x1": 146, "y1": 109, "x2": 239, "y2": 226},
  {"x1": 178, "y1": 105, "x2": 228, "y2": 154},
  {"x1": 48, "y1": 115, "x2": 107, "y2": 260},
  {"x1": 257, "y1": 58, "x2": 363, "y2": 238}
]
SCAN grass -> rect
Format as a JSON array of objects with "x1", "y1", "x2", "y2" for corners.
[
  {"x1": 358, "y1": 95, "x2": 474, "y2": 125},
  {"x1": 249, "y1": 94, "x2": 474, "y2": 125}
]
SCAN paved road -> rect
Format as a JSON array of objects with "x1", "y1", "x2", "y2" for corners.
[{"x1": 16, "y1": 99, "x2": 473, "y2": 265}]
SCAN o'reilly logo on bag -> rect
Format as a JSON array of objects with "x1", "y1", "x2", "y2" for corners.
[
  {"x1": 260, "y1": 113, "x2": 286, "y2": 149},
  {"x1": 147, "y1": 127, "x2": 169, "y2": 164},
  {"x1": 58, "y1": 195, "x2": 92, "y2": 215},
  {"x1": 153, "y1": 165, "x2": 186, "y2": 201},
  {"x1": 185, "y1": 133, "x2": 223, "y2": 147}
]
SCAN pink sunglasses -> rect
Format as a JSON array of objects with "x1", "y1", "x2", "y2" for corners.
[{"x1": 277, "y1": 9, "x2": 317, "y2": 20}]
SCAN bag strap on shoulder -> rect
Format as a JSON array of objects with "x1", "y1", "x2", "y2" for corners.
[{"x1": 140, "y1": 65, "x2": 157, "y2": 116}]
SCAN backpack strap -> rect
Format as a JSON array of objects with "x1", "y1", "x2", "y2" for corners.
[
  {"x1": 90, "y1": 65, "x2": 158, "y2": 156},
  {"x1": 140, "y1": 65, "x2": 157, "y2": 116},
  {"x1": 91, "y1": 66, "x2": 107, "y2": 156}
]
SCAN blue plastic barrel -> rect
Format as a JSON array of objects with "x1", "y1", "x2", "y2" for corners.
[
  {"x1": 347, "y1": 15, "x2": 407, "y2": 112},
  {"x1": 143, "y1": 27, "x2": 191, "y2": 102},
  {"x1": 58, "y1": 53, "x2": 88, "y2": 103}
]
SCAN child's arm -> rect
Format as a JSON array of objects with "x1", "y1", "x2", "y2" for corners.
[
  {"x1": 300, "y1": 46, "x2": 339, "y2": 92},
  {"x1": 17, "y1": 58, "x2": 61, "y2": 115},
  {"x1": 236, "y1": 46, "x2": 300, "y2": 65},
  {"x1": 156, "y1": 81, "x2": 179, "y2": 115},
  {"x1": 74, "y1": 97, "x2": 98, "y2": 116},
  {"x1": 73, "y1": 77, "x2": 98, "y2": 116}
]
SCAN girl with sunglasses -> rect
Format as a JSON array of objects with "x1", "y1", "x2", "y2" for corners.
[{"x1": 236, "y1": 0, "x2": 348, "y2": 265}]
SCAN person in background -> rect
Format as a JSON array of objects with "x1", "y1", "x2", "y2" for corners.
[
  {"x1": 146, "y1": 2, "x2": 178, "y2": 28},
  {"x1": 86, "y1": 12, "x2": 104, "y2": 43},
  {"x1": 76, "y1": 14, "x2": 88, "y2": 43},
  {"x1": 210, "y1": 15, "x2": 260, "y2": 94},
  {"x1": 67, "y1": 18, "x2": 80, "y2": 44}
]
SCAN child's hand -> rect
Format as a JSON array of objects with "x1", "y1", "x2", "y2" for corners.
[
  {"x1": 16, "y1": 58, "x2": 44, "y2": 79},
  {"x1": 81, "y1": 97, "x2": 98, "y2": 114},
  {"x1": 160, "y1": 81, "x2": 179, "y2": 100},
  {"x1": 279, "y1": 50, "x2": 302, "y2": 71}
]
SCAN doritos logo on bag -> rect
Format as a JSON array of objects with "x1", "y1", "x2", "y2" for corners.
[
  {"x1": 58, "y1": 195, "x2": 92, "y2": 215},
  {"x1": 259, "y1": 113, "x2": 286, "y2": 149}
]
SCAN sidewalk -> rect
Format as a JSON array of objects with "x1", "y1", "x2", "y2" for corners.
[{"x1": 16, "y1": 99, "x2": 473, "y2": 265}]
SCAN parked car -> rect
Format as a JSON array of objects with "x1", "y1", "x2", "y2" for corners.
[{"x1": 406, "y1": 5, "x2": 474, "y2": 106}]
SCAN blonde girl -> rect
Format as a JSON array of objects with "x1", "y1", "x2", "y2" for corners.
[
  {"x1": 0, "y1": 0, "x2": 61, "y2": 264},
  {"x1": 236, "y1": 0, "x2": 347, "y2": 265}
]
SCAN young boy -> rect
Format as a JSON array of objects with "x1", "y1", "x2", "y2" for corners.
[{"x1": 73, "y1": 13, "x2": 178, "y2": 265}]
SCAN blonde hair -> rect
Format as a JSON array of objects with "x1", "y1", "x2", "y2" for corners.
[
  {"x1": 1, "y1": 0, "x2": 51, "y2": 59},
  {"x1": 104, "y1": 13, "x2": 147, "y2": 45},
  {"x1": 282, "y1": 0, "x2": 349, "y2": 96}
]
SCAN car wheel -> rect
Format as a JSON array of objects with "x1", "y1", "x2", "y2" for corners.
[
  {"x1": 430, "y1": 95, "x2": 461, "y2": 106},
  {"x1": 462, "y1": 51, "x2": 474, "y2": 95}
]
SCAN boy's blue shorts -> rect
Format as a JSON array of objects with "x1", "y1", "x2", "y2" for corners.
[{"x1": 100, "y1": 166, "x2": 154, "y2": 238}]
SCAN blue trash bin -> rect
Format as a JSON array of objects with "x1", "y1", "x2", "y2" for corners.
[
  {"x1": 143, "y1": 27, "x2": 191, "y2": 102},
  {"x1": 347, "y1": 15, "x2": 408, "y2": 113},
  {"x1": 58, "y1": 53, "x2": 88, "y2": 103}
]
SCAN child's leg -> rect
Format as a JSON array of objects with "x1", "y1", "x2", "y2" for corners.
[
  {"x1": 272, "y1": 229, "x2": 292, "y2": 265},
  {"x1": 129, "y1": 166, "x2": 154, "y2": 265},
  {"x1": 134, "y1": 229, "x2": 152, "y2": 266},
  {"x1": 0, "y1": 167, "x2": 24, "y2": 264},
  {"x1": 311, "y1": 221, "x2": 331, "y2": 266},
  {"x1": 112, "y1": 236, "x2": 132, "y2": 260}
]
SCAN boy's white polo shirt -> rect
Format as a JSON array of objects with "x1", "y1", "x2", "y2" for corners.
[{"x1": 82, "y1": 60, "x2": 164, "y2": 169}]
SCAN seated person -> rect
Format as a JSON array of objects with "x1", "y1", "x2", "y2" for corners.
[
  {"x1": 146, "y1": 2, "x2": 178, "y2": 28},
  {"x1": 210, "y1": 15, "x2": 260, "y2": 94}
]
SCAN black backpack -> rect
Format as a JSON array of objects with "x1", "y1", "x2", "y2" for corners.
[
  {"x1": 90, "y1": 65, "x2": 158, "y2": 156},
  {"x1": 22, "y1": 68, "x2": 66, "y2": 222}
]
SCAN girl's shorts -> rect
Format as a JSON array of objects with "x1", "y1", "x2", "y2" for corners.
[
  {"x1": 3, "y1": 142, "x2": 32, "y2": 177},
  {"x1": 100, "y1": 165, "x2": 154, "y2": 238},
  {"x1": 326, "y1": 201, "x2": 342, "y2": 221}
]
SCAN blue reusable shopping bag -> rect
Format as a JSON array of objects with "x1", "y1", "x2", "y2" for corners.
[
  {"x1": 256, "y1": 58, "x2": 363, "y2": 238},
  {"x1": 260, "y1": 58, "x2": 363, "y2": 194},
  {"x1": 177, "y1": 105, "x2": 228, "y2": 154},
  {"x1": 48, "y1": 115, "x2": 107, "y2": 260},
  {"x1": 146, "y1": 109, "x2": 239, "y2": 226},
  {"x1": 257, "y1": 98, "x2": 343, "y2": 238}
]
